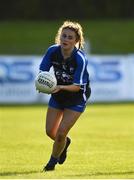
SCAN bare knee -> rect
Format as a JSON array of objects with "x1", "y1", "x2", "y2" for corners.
[{"x1": 46, "y1": 129, "x2": 55, "y2": 140}]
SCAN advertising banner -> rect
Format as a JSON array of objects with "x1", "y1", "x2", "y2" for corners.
[
  {"x1": 0, "y1": 55, "x2": 134, "y2": 104},
  {"x1": 87, "y1": 55, "x2": 134, "y2": 102},
  {"x1": 0, "y1": 56, "x2": 49, "y2": 104}
]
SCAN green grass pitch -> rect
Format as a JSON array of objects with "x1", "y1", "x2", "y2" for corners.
[
  {"x1": 0, "y1": 103, "x2": 134, "y2": 179},
  {"x1": 0, "y1": 20, "x2": 134, "y2": 55}
]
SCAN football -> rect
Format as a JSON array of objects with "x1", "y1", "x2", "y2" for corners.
[{"x1": 35, "y1": 71, "x2": 57, "y2": 94}]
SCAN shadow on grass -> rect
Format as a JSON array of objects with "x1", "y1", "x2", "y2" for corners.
[
  {"x1": 0, "y1": 170, "x2": 41, "y2": 177},
  {"x1": 67, "y1": 171, "x2": 134, "y2": 178},
  {"x1": 1, "y1": 170, "x2": 134, "y2": 178}
]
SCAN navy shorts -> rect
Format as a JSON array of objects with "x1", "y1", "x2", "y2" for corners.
[{"x1": 48, "y1": 96, "x2": 87, "y2": 112}]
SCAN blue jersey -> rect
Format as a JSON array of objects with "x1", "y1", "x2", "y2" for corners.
[{"x1": 40, "y1": 45, "x2": 91, "y2": 106}]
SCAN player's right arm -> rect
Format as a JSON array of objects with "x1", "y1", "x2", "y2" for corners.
[{"x1": 39, "y1": 45, "x2": 58, "y2": 71}]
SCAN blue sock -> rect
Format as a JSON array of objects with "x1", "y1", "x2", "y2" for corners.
[{"x1": 48, "y1": 155, "x2": 58, "y2": 165}]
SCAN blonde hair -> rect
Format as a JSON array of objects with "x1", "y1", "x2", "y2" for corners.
[{"x1": 55, "y1": 20, "x2": 85, "y2": 50}]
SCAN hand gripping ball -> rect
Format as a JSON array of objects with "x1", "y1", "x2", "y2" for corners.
[{"x1": 35, "y1": 71, "x2": 57, "y2": 94}]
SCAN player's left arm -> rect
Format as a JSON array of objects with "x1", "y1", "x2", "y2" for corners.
[
  {"x1": 52, "y1": 84, "x2": 80, "y2": 93},
  {"x1": 73, "y1": 52, "x2": 88, "y2": 86}
]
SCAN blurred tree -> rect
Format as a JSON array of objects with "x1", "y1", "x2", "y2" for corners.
[{"x1": 0, "y1": 0, "x2": 134, "y2": 20}]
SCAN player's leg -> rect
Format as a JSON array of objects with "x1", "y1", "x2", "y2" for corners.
[
  {"x1": 45, "y1": 107, "x2": 63, "y2": 140},
  {"x1": 44, "y1": 109, "x2": 82, "y2": 171},
  {"x1": 43, "y1": 107, "x2": 63, "y2": 171},
  {"x1": 57, "y1": 101, "x2": 87, "y2": 164},
  {"x1": 45, "y1": 96, "x2": 64, "y2": 140},
  {"x1": 52, "y1": 109, "x2": 82, "y2": 162}
]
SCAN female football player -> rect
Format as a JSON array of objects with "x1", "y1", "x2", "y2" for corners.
[{"x1": 39, "y1": 20, "x2": 91, "y2": 171}]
